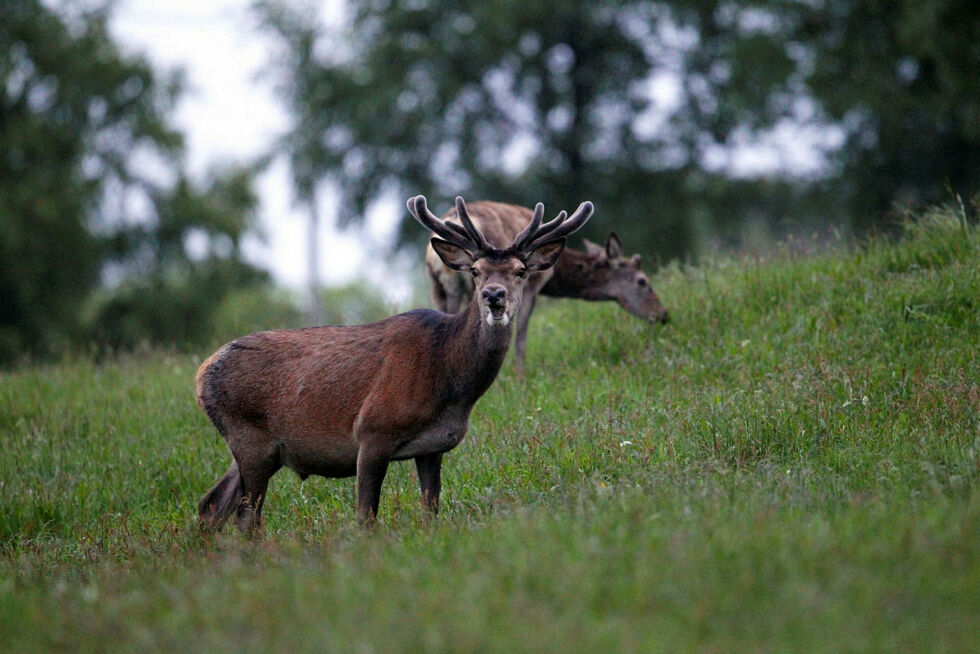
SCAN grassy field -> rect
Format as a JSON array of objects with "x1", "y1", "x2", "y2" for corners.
[{"x1": 2, "y1": 206, "x2": 978, "y2": 652}]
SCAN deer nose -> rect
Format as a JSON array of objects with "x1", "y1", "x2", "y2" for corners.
[{"x1": 482, "y1": 286, "x2": 506, "y2": 305}]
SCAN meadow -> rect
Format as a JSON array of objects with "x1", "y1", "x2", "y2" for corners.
[{"x1": 1, "y1": 206, "x2": 978, "y2": 652}]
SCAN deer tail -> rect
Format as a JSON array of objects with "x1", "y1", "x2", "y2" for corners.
[{"x1": 198, "y1": 461, "x2": 244, "y2": 529}]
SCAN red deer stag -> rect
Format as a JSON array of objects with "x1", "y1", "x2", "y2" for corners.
[
  {"x1": 426, "y1": 202, "x2": 668, "y2": 373},
  {"x1": 196, "y1": 195, "x2": 594, "y2": 527}
]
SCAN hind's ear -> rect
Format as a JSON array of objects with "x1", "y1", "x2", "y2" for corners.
[
  {"x1": 583, "y1": 238, "x2": 605, "y2": 258},
  {"x1": 606, "y1": 232, "x2": 623, "y2": 259},
  {"x1": 431, "y1": 238, "x2": 475, "y2": 271}
]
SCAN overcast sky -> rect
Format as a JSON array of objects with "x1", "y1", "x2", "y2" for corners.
[{"x1": 111, "y1": 0, "x2": 411, "y2": 300}]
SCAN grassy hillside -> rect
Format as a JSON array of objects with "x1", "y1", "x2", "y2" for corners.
[{"x1": 1, "y1": 206, "x2": 978, "y2": 652}]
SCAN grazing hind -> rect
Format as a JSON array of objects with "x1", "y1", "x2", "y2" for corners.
[
  {"x1": 426, "y1": 201, "x2": 667, "y2": 373},
  {"x1": 196, "y1": 195, "x2": 594, "y2": 527}
]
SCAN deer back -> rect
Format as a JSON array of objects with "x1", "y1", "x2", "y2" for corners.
[{"x1": 196, "y1": 313, "x2": 456, "y2": 450}]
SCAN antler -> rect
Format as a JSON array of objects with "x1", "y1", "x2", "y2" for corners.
[
  {"x1": 407, "y1": 195, "x2": 484, "y2": 252},
  {"x1": 409, "y1": 194, "x2": 595, "y2": 256},
  {"x1": 510, "y1": 202, "x2": 545, "y2": 252},
  {"x1": 513, "y1": 201, "x2": 595, "y2": 254},
  {"x1": 453, "y1": 196, "x2": 491, "y2": 252}
]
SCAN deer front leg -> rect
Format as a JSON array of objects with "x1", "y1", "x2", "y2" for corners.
[
  {"x1": 414, "y1": 452, "x2": 443, "y2": 514},
  {"x1": 356, "y1": 444, "x2": 390, "y2": 525}
]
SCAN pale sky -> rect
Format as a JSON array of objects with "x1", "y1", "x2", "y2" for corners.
[{"x1": 111, "y1": 0, "x2": 409, "y2": 300}]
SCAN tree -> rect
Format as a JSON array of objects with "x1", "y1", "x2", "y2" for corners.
[
  {"x1": 1, "y1": 0, "x2": 177, "y2": 360},
  {"x1": 256, "y1": 0, "x2": 717, "y2": 262},
  {"x1": 89, "y1": 166, "x2": 273, "y2": 351},
  {"x1": 665, "y1": 0, "x2": 980, "y2": 229},
  {"x1": 797, "y1": 0, "x2": 980, "y2": 226},
  {"x1": 260, "y1": 0, "x2": 980, "y2": 267},
  {"x1": 0, "y1": 0, "x2": 272, "y2": 363}
]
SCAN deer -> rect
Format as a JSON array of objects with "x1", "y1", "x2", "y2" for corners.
[
  {"x1": 425, "y1": 201, "x2": 668, "y2": 373},
  {"x1": 196, "y1": 195, "x2": 594, "y2": 528}
]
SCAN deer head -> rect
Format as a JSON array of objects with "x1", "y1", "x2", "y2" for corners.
[
  {"x1": 582, "y1": 233, "x2": 668, "y2": 323},
  {"x1": 408, "y1": 195, "x2": 594, "y2": 327}
]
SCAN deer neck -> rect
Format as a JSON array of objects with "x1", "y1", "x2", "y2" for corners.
[
  {"x1": 543, "y1": 248, "x2": 610, "y2": 301},
  {"x1": 443, "y1": 294, "x2": 512, "y2": 402}
]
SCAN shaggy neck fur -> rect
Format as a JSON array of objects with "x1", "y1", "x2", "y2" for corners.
[{"x1": 443, "y1": 293, "x2": 512, "y2": 402}]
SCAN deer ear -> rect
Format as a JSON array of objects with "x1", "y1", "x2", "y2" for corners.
[
  {"x1": 606, "y1": 232, "x2": 623, "y2": 259},
  {"x1": 583, "y1": 238, "x2": 605, "y2": 258},
  {"x1": 431, "y1": 238, "x2": 475, "y2": 271},
  {"x1": 525, "y1": 238, "x2": 566, "y2": 271}
]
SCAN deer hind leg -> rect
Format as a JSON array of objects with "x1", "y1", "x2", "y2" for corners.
[
  {"x1": 414, "y1": 452, "x2": 443, "y2": 514},
  {"x1": 355, "y1": 442, "x2": 391, "y2": 525},
  {"x1": 513, "y1": 291, "x2": 539, "y2": 376},
  {"x1": 428, "y1": 261, "x2": 450, "y2": 313},
  {"x1": 430, "y1": 263, "x2": 471, "y2": 314},
  {"x1": 224, "y1": 429, "x2": 282, "y2": 533}
]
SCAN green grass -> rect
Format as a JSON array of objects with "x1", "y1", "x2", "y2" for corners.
[{"x1": 2, "y1": 206, "x2": 978, "y2": 652}]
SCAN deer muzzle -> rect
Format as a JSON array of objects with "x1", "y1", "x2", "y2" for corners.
[{"x1": 482, "y1": 286, "x2": 510, "y2": 326}]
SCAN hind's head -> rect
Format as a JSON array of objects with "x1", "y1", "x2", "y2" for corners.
[{"x1": 582, "y1": 233, "x2": 668, "y2": 324}]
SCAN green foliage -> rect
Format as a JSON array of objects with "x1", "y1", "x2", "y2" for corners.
[
  {"x1": 680, "y1": 0, "x2": 980, "y2": 228},
  {"x1": 0, "y1": 0, "x2": 180, "y2": 362},
  {"x1": 1, "y1": 208, "x2": 978, "y2": 650},
  {"x1": 256, "y1": 0, "x2": 843, "y2": 264},
  {"x1": 258, "y1": 0, "x2": 980, "y2": 262},
  {"x1": 800, "y1": 0, "x2": 980, "y2": 224},
  {"x1": 0, "y1": 2, "x2": 269, "y2": 364},
  {"x1": 86, "y1": 260, "x2": 269, "y2": 353},
  {"x1": 89, "y1": 165, "x2": 272, "y2": 352}
]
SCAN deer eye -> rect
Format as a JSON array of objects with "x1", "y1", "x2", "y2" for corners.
[
  {"x1": 637, "y1": 278, "x2": 647, "y2": 287},
  {"x1": 470, "y1": 269, "x2": 479, "y2": 278},
  {"x1": 516, "y1": 268, "x2": 528, "y2": 279}
]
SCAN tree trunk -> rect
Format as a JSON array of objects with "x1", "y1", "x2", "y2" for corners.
[{"x1": 307, "y1": 187, "x2": 322, "y2": 325}]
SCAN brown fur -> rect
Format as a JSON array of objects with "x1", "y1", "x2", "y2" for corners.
[
  {"x1": 196, "y1": 196, "x2": 592, "y2": 528},
  {"x1": 426, "y1": 202, "x2": 668, "y2": 373}
]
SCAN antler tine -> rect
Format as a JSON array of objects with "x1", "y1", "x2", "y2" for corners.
[
  {"x1": 525, "y1": 210, "x2": 567, "y2": 244},
  {"x1": 407, "y1": 195, "x2": 473, "y2": 251},
  {"x1": 510, "y1": 202, "x2": 545, "y2": 252},
  {"x1": 454, "y1": 196, "x2": 490, "y2": 252},
  {"x1": 509, "y1": 207, "x2": 567, "y2": 253},
  {"x1": 525, "y1": 201, "x2": 595, "y2": 252}
]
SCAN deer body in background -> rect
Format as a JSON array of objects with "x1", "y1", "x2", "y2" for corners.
[
  {"x1": 426, "y1": 202, "x2": 668, "y2": 373},
  {"x1": 196, "y1": 195, "x2": 594, "y2": 527}
]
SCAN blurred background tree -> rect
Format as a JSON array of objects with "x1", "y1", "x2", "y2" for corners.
[
  {"x1": 794, "y1": 0, "x2": 980, "y2": 227},
  {"x1": 87, "y1": 166, "x2": 280, "y2": 352},
  {"x1": 257, "y1": 0, "x2": 979, "y2": 259},
  {"x1": 255, "y1": 0, "x2": 834, "y2": 263},
  {"x1": 0, "y1": 0, "x2": 288, "y2": 364}
]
